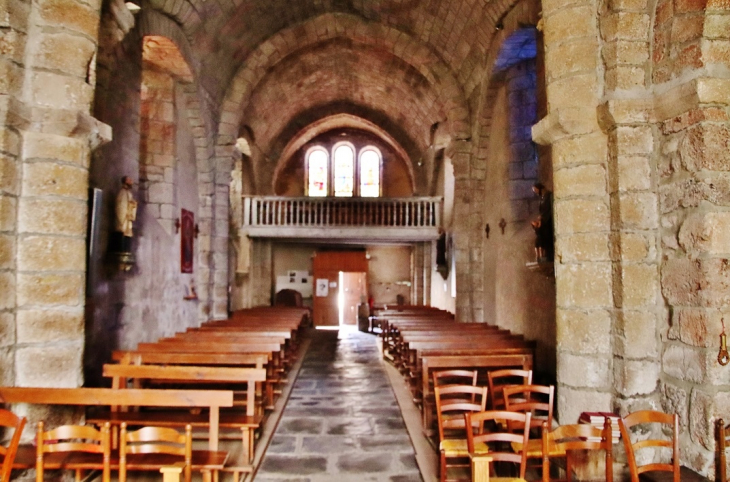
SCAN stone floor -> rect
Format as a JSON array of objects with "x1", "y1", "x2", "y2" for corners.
[{"x1": 254, "y1": 327, "x2": 423, "y2": 482}]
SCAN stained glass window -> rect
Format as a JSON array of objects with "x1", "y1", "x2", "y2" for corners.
[
  {"x1": 359, "y1": 148, "x2": 380, "y2": 197},
  {"x1": 307, "y1": 148, "x2": 328, "y2": 197},
  {"x1": 333, "y1": 144, "x2": 354, "y2": 197}
]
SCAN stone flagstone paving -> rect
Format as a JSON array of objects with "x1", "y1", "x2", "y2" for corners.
[{"x1": 255, "y1": 327, "x2": 423, "y2": 481}]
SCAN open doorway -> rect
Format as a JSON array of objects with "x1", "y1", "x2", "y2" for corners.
[
  {"x1": 312, "y1": 250, "x2": 368, "y2": 327},
  {"x1": 338, "y1": 272, "x2": 367, "y2": 326}
]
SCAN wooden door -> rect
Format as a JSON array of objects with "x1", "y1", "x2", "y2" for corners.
[
  {"x1": 340, "y1": 272, "x2": 367, "y2": 325},
  {"x1": 312, "y1": 251, "x2": 368, "y2": 327}
]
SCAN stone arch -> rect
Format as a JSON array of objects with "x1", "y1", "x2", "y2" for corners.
[
  {"x1": 92, "y1": 7, "x2": 219, "y2": 322},
  {"x1": 215, "y1": 12, "x2": 471, "y2": 158},
  {"x1": 451, "y1": 0, "x2": 542, "y2": 325}
]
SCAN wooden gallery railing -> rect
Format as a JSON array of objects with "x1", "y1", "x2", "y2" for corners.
[{"x1": 242, "y1": 196, "x2": 442, "y2": 229}]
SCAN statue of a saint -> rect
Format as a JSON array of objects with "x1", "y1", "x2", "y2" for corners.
[
  {"x1": 531, "y1": 182, "x2": 554, "y2": 263},
  {"x1": 113, "y1": 175, "x2": 137, "y2": 253}
]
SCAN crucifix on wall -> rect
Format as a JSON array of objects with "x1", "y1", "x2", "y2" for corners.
[{"x1": 181, "y1": 209, "x2": 194, "y2": 273}]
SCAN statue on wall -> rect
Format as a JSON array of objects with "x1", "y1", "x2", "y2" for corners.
[
  {"x1": 531, "y1": 182, "x2": 554, "y2": 263},
  {"x1": 112, "y1": 175, "x2": 137, "y2": 270}
]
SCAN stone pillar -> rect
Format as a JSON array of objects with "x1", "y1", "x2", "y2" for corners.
[
  {"x1": 535, "y1": 0, "x2": 614, "y2": 424},
  {"x1": 9, "y1": 0, "x2": 109, "y2": 388}
]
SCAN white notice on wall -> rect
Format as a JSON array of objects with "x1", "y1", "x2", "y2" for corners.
[{"x1": 315, "y1": 279, "x2": 329, "y2": 297}]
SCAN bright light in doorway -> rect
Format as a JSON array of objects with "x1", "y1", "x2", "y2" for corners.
[{"x1": 338, "y1": 271, "x2": 344, "y2": 326}]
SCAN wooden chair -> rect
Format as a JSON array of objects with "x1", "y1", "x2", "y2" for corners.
[
  {"x1": 0, "y1": 408, "x2": 26, "y2": 482},
  {"x1": 36, "y1": 422, "x2": 111, "y2": 482},
  {"x1": 487, "y1": 369, "x2": 532, "y2": 411},
  {"x1": 717, "y1": 418, "x2": 728, "y2": 482},
  {"x1": 542, "y1": 419, "x2": 613, "y2": 482},
  {"x1": 435, "y1": 384, "x2": 489, "y2": 482},
  {"x1": 464, "y1": 410, "x2": 532, "y2": 482},
  {"x1": 425, "y1": 369, "x2": 479, "y2": 434},
  {"x1": 503, "y1": 384, "x2": 562, "y2": 472},
  {"x1": 119, "y1": 423, "x2": 192, "y2": 482},
  {"x1": 619, "y1": 410, "x2": 679, "y2": 482}
]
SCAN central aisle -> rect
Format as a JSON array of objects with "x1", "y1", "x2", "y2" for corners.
[{"x1": 255, "y1": 327, "x2": 423, "y2": 481}]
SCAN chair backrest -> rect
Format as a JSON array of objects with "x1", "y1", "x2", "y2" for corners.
[
  {"x1": 120, "y1": 423, "x2": 192, "y2": 482},
  {"x1": 465, "y1": 410, "x2": 532, "y2": 479},
  {"x1": 542, "y1": 419, "x2": 613, "y2": 482},
  {"x1": 433, "y1": 369, "x2": 478, "y2": 389},
  {"x1": 0, "y1": 408, "x2": 26, "y2": 482},
  {"x1": 503, "y1": 384, "x2": 554, "y2": 432},
  {"x1": 36, "y1": 422, "x2": 111, "y2": 482},
  {"x1": 718, "y1": 418, "x2": 729, "y2": 482},
  {"x1": 619, "y1": 410, "x2": 679, "y2": 482},
  {"x1": 487, "y1": 369, "x2": 532, "y2": 410},
  {"x1": 434, "y1": 385, "x2": 488, "y2": 442}
]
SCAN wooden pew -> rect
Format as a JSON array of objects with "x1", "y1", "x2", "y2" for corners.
[
  {"x1": 0, "y1": 387, "x2": 232, "y2": 451},
  {"x1": 111, "y1": 351, "x2": 278, "y2": 410},
  {"x1": 100, "y1": 364, "x2": 267, "y2": 466}
]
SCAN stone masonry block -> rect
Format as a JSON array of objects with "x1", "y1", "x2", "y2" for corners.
[
  {"x1": 545, "y1": 40, "x2": 598, "y2": 82},
  {"x1": 662, "y1": 344, "x2": 706, "y2": 384},
  {"x1": 15, "y1": 343, "x2": 83, "y2": 387},
  {"x1": 30, "y1": 71, "x2": 93, "y2": 110},
  {"x1": 617, "y1": 232, "x2": 654, "y2": 262},
  {"x1": 616, "y1": 192, "x2": 658, "y2": 230},
  {"x1": 556, "y1": 262, "x2": 613, "y2": 308},
  {"x1": 606, "y1": 65, "x2": 646, "y2": 91},
  {"x1": 678, "y1": 212, "x2": 730, "y2": 256},
  {"x1": 679, "y1": 124, "x2": 730, "y2": 172},
  {"x1": 38, "y1": 0, "x2": 99, "y2": 38},
  {"x1": 615, "y1": 310, "x2": 659, "y2": 358},
  {"x1": 689, "y1": 389, "x2": 714, "y2": 450},
  {"x1": 0, "y1": 234, "x2": 11, "y2": 269},
  {"x1": 147, "y1": 182, "x2": 174, "y2": 204},
  {"x1": 0, "y1": 127, "x2": 20, "y2": 158},
  {"x1": 556, "y1": 308, "x2": 611, "y2": 355},
  {"x1": 543, "y1": 6, "x2": 597, "y2": 46},
  {"x1": 554, "y1": 164, "x2": 606, "y2": 197},
  {"x1": 18, "y1": 198, "x2": 86, "y2": 236},
  {"x1": 17, "y1": 272, "x2": 83, "y2": 307},
  {"x1": 661, "y1": 258, "x2": 730, "y2": 307},
  {"x1": 0, "y1": 271, "x2": 15, "y2": 309},
  {"x1": 616, "y1": 156, "x2": 652, "y2": 192},
  {"x1": 0, "y1": 312, "x2": 13, "y2": 347},
  {"x1": 620, "y1": 263, "x2": 659, "y2": 307},
  {"x1": 557, "y1": 233, "x2": 610, "y2": 262},
  {"x1": 547, "y1": 74, "x2": 599, "y2": 110},
  {"x1": 614, "y1": 358, "x2": 660, "y2": 396},
  {"x1": 22, "y1": 162, "x2": 87, "y2": 199},
  {"x1": 0, "y1": 153, "x2": 19, "y2": 195},
  {"x1": 0, "y1": 193, "x2": 16, "y2": 232},
  {"x1": 674, "y1": 307, "x2": 726, "y2": 348},
  {"x1": 0, "y1": 347, "x2": 12, "y2": 385},
  {"x1": 17, "y1": 235, "x2": 85, "y2": 271},
  {"x1": 32, "y1": 32, "x2": 96, "y2": 78},
  {"x1": 22, "y1": 133, "x2": 89, "y2": 166},
  {"x1": 616, "y1": 126, "x2": 654, "y2": 156},
  {"x1": 16, "y1": 308, "x2": 83, "y2": 343},
  {"x1": 557, "y1": 385, "x2": 613, "y2": 426},
  {"x1": 558, "y1": 352, "x2": 611, "y2": 389},
  {"x1": 661, "y1": 382, "x2": 688, "y2": 429},
  {"x1": 603, "y1": 12, "x2": 651, "y2": 42},
  {"x1": 0, "y1": 57, "x2": 23, "y2": 97},
  {"x1": 554, "y1": 198, "x2": 610, "y2": 234}
]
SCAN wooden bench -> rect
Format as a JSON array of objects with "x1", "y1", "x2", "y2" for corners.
[
  {"x1": 99, "y1": 364, "x2": 267, "y2": 467},
  {"x1": 0, "y1": 387, "x2": 232, "y2": 451}
]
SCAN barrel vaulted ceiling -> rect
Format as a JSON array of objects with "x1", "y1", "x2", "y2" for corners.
[{"x1": 135, "y1": 0, "x2": 526, "y2": 190}]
